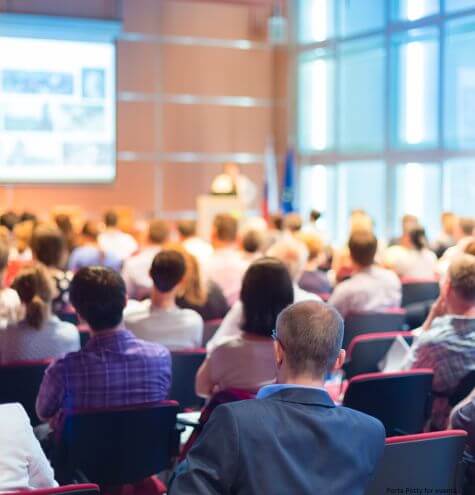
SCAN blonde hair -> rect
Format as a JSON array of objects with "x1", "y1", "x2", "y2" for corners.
[
  {"x1": 295, "y1": 232, "x2": 324, "y2": 261},
  {"x1": 12, "y1": 264, "x2": 54, "y2": 329},
  {"x1": 164, "y1": 243, "x2": 206, "y2": 306}
]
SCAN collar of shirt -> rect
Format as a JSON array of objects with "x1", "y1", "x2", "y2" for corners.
[
  {"x1": 85, "y1": 328, "x2": 134, "y2": 350},
  {"x1": 257, "y1": 383, "x2": 327, "y2": 399}
]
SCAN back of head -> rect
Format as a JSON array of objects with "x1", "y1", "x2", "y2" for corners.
[
  {"x1": 82, "y1": 220, "x2": 100, "y2": 241},
  {"x1": 0, "y1": 211, "x2": 19, "y2": 232},
  {"x1": 0, "y1": 238, "x2": 9, "y2": 273},
  {"x1": 69, "y1": 266, "x2": 126, "y2": 331},
  {"x1": 349, "y1": 230, "x2": 377, "y2": 267},
  {"x1": 309, "y1": 209, "x2": 321, "y2": 223},
  {"x1": 32, "y1": 224, "x2": 66, "y2": 268},
  {"x1": 54, "y1": 214, "x2": 73, "y2": 236},
  {"x1": 459, "y1": 217, "x2": 475, "y2": 237},
  {"x1": 12, "y1": 264, "x2": 54, "y2": 329},
  {"x1": 267, "y1": 238, "x2": 309, "y2": 281},
  {"x1": 402, "y1": 214, "x2": 418, "y2": 235},
  {"x1": 449, "y1": 254, "x2": 475, "y2": 304},
  {"x1": 409, "y1": 226, "x2": 427, "y2": 251},
  {"x1": 276, "y1": 301, "x2": 344, "y2": 378},
  {"x1": 240, "y1": 257, "x2": 293, "y2": 336},
  {"x1": 242, "y1": 229, "x2": 264, "y2": 254},
  {"x1": 148, "y1": 219, "x2": 170, "y2": 245},
  {"x1": 269, "y1": 213, "x2": 283, "y2": 231},
  {"x1": 295, "y1": 231, "x2": 324, "y2": 262},
  {"x1": 177, "y1": 219, "x2": 196, "y2": 239},
  {"x1": 213, "y1": 214, "x2": 238, "y2": 243},
  {"x1": 284, "y1": 213, "x2": 302, "y2": 233},
  {"x1": 442, "y1": 212, "x2": 457, "y2": 235},
  {"x1": 349, "y1": 210, "x2": 373, "y2": 235},
  {"x1": 104, "y1": 210, "x2": 118, "y2": 228},
  {"x1": 150, "y1": 250, "x2": 186, "y2": 293},
  {"x1": 465, "y1": 240, "x2": 475, "y2": 257}
]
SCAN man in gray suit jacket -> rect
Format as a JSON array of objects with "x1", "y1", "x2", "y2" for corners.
[{"x1": 171, "y1": 301, "x2": 385, "y2": 495}]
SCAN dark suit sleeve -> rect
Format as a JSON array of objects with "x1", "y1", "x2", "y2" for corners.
[{"x1": 170, "y1": 405, "x2": 239, "y2": 494}]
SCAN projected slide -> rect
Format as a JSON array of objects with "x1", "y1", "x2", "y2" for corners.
[{"x1": 0, "y1": 36, "x2": 116, "y2": 183}]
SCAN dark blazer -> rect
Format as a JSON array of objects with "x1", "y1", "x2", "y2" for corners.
[{"x1": 170, "y1": 387, "x2": 385, "y2": 495}]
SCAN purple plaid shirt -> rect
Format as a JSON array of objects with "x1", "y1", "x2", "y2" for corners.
[{"x1": 36, "y1": 329, "x2": 171, "y2": 428}]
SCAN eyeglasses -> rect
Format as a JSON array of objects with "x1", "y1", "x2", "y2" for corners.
[{"x1": 272, "y1": 329, "x2": 285, "y2": 350}]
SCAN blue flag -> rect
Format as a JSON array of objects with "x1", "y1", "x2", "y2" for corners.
[{"x1": 281, "y1": 148, "x2": 295, "y2": 213}]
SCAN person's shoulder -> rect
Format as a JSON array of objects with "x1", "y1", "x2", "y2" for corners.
[
  {"x1": 126, "y1": 331, "x2": 171, "y2": 357},
  {"x1": 179, "y1": 308, "x2": 204, "y2": 326},
  {"x1": 0, "y1": 402, "x2": 29, "y2": 423}
]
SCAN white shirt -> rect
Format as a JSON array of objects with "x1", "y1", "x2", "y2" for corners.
[
  {"x1": 392, "y1": 248, "x2": 437, "y2": 279},
  {"x1": 329, "y1": 265, "x2": 402, "y2": 318},
  {"x1": 204, "y1": 248, "x2": 249, "y2": 306},
  {"x1": 122, "y1": 246, "x2": 161, "y2": 299},
  {"x1": 98, "y1": 229, "x2": 138, "y2": 261},
  {"x1": 125, "y1": 300, "x2": 203, "y2": 350},
  {"x1": 1, "y1": 316, "x2": 80, "y2": 364},
  {"x1": 0, "y1": 288, "x2": 21, "y2": 330},
  {"x1": 0, "y1": 403, "x2": 57, "y2": 492},
  {"x1": 183, "y1": 237, "x2": 214, "y2": 266},
  {"x1": 206, "y1": 284, "x2": 321, "y2": 352}
]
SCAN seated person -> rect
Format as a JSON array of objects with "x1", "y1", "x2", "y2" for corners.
[
  {"x1": 178, "y1": 219, "x2": 213, "y2": 266},
  {"x1": 329, "y1": 231, "x2": 401, "y2": 318},
  {"x1": 195, "y1": 257, "x2": 294, "y2": 397},
  {"x1": 239, "y1": 228, "x2": 264, "y2": 263},
  {"x1": 0, "y1": 403, "x2": 57, "y2": 492},
  {"x1": 31, "y1": 224, "x2": 73, "y2": 314},
  {"x1": 125, "y1": 250, "x2": 203, "y2": 350},
  {"x1": 98, "y1": 210, "x2": 138, "y2": 261},
  {"x1": 68, "y1": 220, "x2": 121, "y2": 272},
  {"x1": 171, "y1": 301, "x2": 385, "y2": 495},
  {"x1": 2, "y1": 265, "x2": 79, "y2": 363},
  {"x1": 0, "y1": 239, "x2": 21, "y2": 330},
  {"x1": 36, "y1": 267, "x2": 171, "y2": 430},
  {"x1": 405, "y1": 254, "x2": 475, "y2": 430},
  {"x1": 296, "y1": 231, "x2": 332, "y2": 295},
  {"x1": 122, "y1": 219, "x2": 170, "y2": 300}
]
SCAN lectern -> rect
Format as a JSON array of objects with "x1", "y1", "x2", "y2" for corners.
[{"x1": 197, "y1": 195, "x2": 244, "y2": 240}]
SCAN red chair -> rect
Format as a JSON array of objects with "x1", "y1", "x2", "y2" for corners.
[
  {"x1": 11, "y1": 485, "x2": 100, "y2": 495},
  {"x1": 365, "y1": 430, "x2": 467, "y2": 495},
  {"x1": 343, "y1": 370, "x2": 433, "y2": 436},
  {"x1": 202, "y1": 319, "x2": 223, "y2": 347},
  {"x1": 401, "y1": 279, "x2": 440, "y2": 307},
  {"x1": 0, "y1": 360, "x2": 51, "y2": 426},
  {"x1": 170, "y1": 349, "x2": 206, "y2": 411},
  {"x1": 344, "y1": 331, "x2": 414, "y2": 379},
  {"x1": 56, "y1": 401, "x2": 180, "y2": 491},
  {"x1": 343, "y1": 309, "x2": 407, "y2": 349}
]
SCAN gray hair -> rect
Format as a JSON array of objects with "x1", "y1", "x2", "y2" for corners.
[
  {"x1": 266, "y1": 237, "x2": 308, "y2": 281},
  {"x1": 276, "y1": 301, "x2": 344, "y2": 378}
]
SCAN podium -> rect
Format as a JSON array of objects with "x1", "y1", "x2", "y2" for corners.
[{"x1": 197, "y1": 195, "x2": 244, "y2": 240}]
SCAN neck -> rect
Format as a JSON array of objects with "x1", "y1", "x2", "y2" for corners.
[
  {"x1": 351, "y1": 262, "x2": 372, "y2": 274},
  {"x1": 447, "y1": 300, "x2": 475, "y2": 317},
  {"x1": 213, "y1": 240, "x2": 235, "y2": 250},
  {"x1": 151, "y1": 289, "x2": 177, "y2": 310},
  {"x1": 91, "y1": 323, "x2": 123, "y2": 336},
  {"x1": 278, "y1": 372, "x2": 325, "y2": 389},
  {"x1": 305, "y1": 258, "x2": 320, "y2": 271}
]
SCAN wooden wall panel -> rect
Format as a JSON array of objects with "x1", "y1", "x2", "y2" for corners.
[
  {"x1": 117, "y1": 41, "x2": 160, "y2": 93},
  {"x1": 117, "y1": 101, "x2": 158, "y2": 152}
]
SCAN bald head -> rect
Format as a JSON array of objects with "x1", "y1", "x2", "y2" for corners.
[{"x1": 276, "y1": 301, "x2": 344, "y2": 379}]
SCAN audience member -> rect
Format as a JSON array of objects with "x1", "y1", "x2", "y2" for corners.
[
  {"x1": 32, "y1": 224, "x2": 73, "y2": 314},
  {"x1": 68, "y1": 220, "x2": 121, "y2": 272},
  {"x1": 329, "y1": 231, "x2": 401, "y2": 317},
  {"x1": 2, "y1": 265, "x2": 79, "y2": 363},
  {"x1": 388, "y1": 226, "x2": 437, "y2": 279},
  {"x1": 0, "y1": 211, "x2": 19, "y2": 232},
  {"x1": 439, "y1": 217, "x2": 474, "y2": 274},
  {"x1": 126, "y1": 250, "x2": 203, "y2": 349},
  {"x1": 10, "y1": 220, "x2": 34, "y2": 262},
  {"x1": 98, "y1": 210, "x2": 138, "y2": 261},
  {"x1": 178, "y1": 219, "x2": 213, "y2": 265},
  {"x1": 122, "y1": 218, "x2": 170, "y2": 299},
  {"x1": 283, "y1": 212, "x2": 303, "y2": 233},
  {"x1": 195, "y1": 257, "x2": 293, "y2": 397},
  {"x1": 172, "y1": 301, "x2": 385, "y2": 495},
  {"x1": 240, "y1": 228, "x2": 264, "y2": 263},
  {"x1": 433, "y1": 212, "x2": 457, "y2": 258},
  {"x1": 36, "y1": 267, "x2": 171, "y2": 429},
  {"x1": 0, "y1": 239, "x2": 21, "y2": 330},
  {"x1": 54, "y1": 214, "x2": 76, "y2": 253},
  {"x1": 405, "y1": 254, "x2": 475, "y2": 430},
  {"x1": 0, "y1": 403, "x2": 57, "y2": 492},
  {"x1": 296, "y1": 231, "x2": 332, "y2": 295},
  {"x1": 466, "y1": 240, "x2": 475, "y2": 257},
  {"x1": 302, "y1": 209, "x2": 328, "y2": 242},
  {"x1": 388, "y1": 213, "x2": 419, "y2": 248},
  {"x1": 204, "y1": 214, "x2": 249, "y2": 305}
]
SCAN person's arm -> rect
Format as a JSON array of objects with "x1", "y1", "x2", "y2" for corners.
[
  {"x1": 35, "y1": 360, "x2": 66, "y2": 423},
  {"x1": 195, "y1": 357, "x2": 215, "y2": 398},
  {"x1": 169, "y1": 405, "x2": 238, "y2": 494},
  {"x1": 206, "y1": 301, "x2": 242, "y2": 353},
  {"x1": 450, "y1": 387, "x2": 475, "y2": 429}
]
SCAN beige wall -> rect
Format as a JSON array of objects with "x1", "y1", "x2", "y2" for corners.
[{"x1": 0, "y1": 0, "x2": 289, "y2": 219}]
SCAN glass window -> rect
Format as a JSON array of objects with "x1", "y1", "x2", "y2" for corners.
[
  {"x1": 336, "y1": 161, "x2": 386, "y2": 244},
  {"x1": 298, "y1": 0, "x2": 335, "y2": 43},
  {"x1": 392, "y1": 28, "x2": 439, "y2": 148},
  {"x1": 339, "y1": 0, "x2": 385, "y2": 38},
  {"x1": 443, "y1": 159, "x2": 475, "y2": 216},
  {"x1": 445, "y1": 16, "x2": 475, "y2": 149},
  {"x1": 298, "y1": 50, "x2": 335, "y2": 152},
  {"x1": 394, "y1": 163, "x2": 442, "y2": 239},
  {"x1": 391, "y1": 0, "x2": 439, "y2": 21},
  {"x1": 339, "y1": 37, "x2": 385, "y2": 152},
  {"x1": 446, "y1": 0, "x2": 475, "y2": 13}
]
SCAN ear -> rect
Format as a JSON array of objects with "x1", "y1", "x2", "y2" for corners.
[
  {"x1": 274, "y1": 339, "x2": 284, "y2": 367},
  {"x1": 332, "y1": 349, "x2": 346, "y2": 371}
]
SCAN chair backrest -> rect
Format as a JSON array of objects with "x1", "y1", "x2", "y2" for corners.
[
  {"x1": 343, "y1": 370, "x2": 434, "y2": 435},
  {"x1": 11, "y1": 484, "x2": 100, "y2": 495},
  {"x1": 59, "y1": 401, "x2": 179, "y2": 486},
  {"x1": 0, "y1": 360, "x2": 51, "y2": 426},
  {"x1": 401, "y1": 280, "x2": 440, "y2": 307},
  {"x1": 365, "y1": 430, "x2": 467, "y2": 495},
  {"x1": 343, "y1": 309, "x2": 406, "y2": 349},
  {"x1": 170, "y1": 349, "x2": 206, "y2": 410},
  {"x1": 344, "y1": 331, "x2": 414, "y2": 379},
  {"x1": 202, "y1": 319, "x2": 223, "y2": 347}
]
